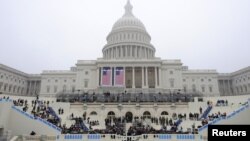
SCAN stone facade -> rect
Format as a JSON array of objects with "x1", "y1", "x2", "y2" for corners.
[
  {"x1": 218, "y1": 66, "x2": 250, "y2": 95},
  {"x1": 0, "y1": 64, "x2": 40, "y2": 96}
]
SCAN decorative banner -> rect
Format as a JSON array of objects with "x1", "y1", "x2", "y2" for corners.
[
  {"x1": 115, "y1": 67, "x2": 124, "y2": 86},
  {"x1": 102, "y1": 67, "x2": 111, "y2": 86}
]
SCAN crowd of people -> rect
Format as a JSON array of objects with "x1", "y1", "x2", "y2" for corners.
[
  {"x1": 56, "y1": 92, "x2": 198, "y2": 103},
  {"x1": 1, "y1": 94, "x2": 235, "y2": 137},
  {"x1": 216, "y1": 99, "x2": 228, "y2": 106}
]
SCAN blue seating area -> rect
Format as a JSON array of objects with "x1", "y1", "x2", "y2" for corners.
[
  {"x1": 199, "y1": 106, "x2": 212, "y2": 120},
  {"x1": 158, "y1": 134, "x2": 171, "y2": 139},
  {"x1": 176, "y1": 134, "x2": 195, "y2": 140},
  {"x1": 48, "y1": 107, "x2": 61, "y2": 121},
  {"x1": 64, "y1": 134, "x2": 83, "y2": 139},
  {"x1": 88, "y1": 134, "x2": 101, "y2": 139}
]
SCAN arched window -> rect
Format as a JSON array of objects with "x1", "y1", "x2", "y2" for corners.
[
  {"x1": 107, "y1": 111, "x2": 115, "y2": 116},
  {"x1": 143, "y1": 111, "x2": 151, "y2": 118},
  {"x1": 90, "y1": 111, "x2": 97, "y2": 116},
  {"x1": 63, "y1": 85, "x2": 66, "y2": 92},
  {"x1": 161, "y1": 111, "x2": 168, "y2": 116},
  {"x1": 192, "y1": 84, "x2": 196, "y2": 92},
  {"x1": 244, "y1": 85, "x2": 247, "y2": 93},
  {"x1": 0, "y1": 82, "x2": 2, "y2": 90}
]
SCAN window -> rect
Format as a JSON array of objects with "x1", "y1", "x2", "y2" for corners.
[
  {"x1": 55, "y1": 79, "x2": 58, "y2": 83},
  {"x1": 63, "y1": 85, "x2": 66, "y2": 92},
  {"x1": 73, "y1": 79, "x2": 76, "y2": 83},
  {"x1": 192, "y1": 85, "x2": 196, "y2": 92},
  {"x1": 201, "y1": 79, "x2": 204, "y2": 82},
  {"x1": 4, "y1": 84, "x2": 7, "y2": 91},
  {"x1": 170, "y1": 71, "x2": 173, "y2": 75},
  {"x1": 202, "y1": 86, "x2": 205, "y2": 92},
  {"x1": 84, "y1": 80, "x2": 89, "y2": 88},
  {"x1": 90, "y1": 111, "x2": 97, "y2": 115},
  {"x1": 244, "y1": 85, "x2": 247, "y2": 92},
  {"x1": 183, "y1": 86, "x2": 187, "y2": 92},
  {"x1": 9, "y1": 85, "x2": 12, "y2": 92},
  {"x1": 192, "y1": 79, "x2": 195, "y2": 82},
  {"x1": 54, "y1": 86, "x2": 57, "y2": 93},
  {"x1": 47, "y1": 86, "x2": 50, "y2": 93},
  {"x1": 85, "y1": 71, "x2": 89, "y2": 75},
  {"x1": 64, "y1": 80, "x2": 67, "y2": 83},
  {"x1": 170, "y1": 79, "x2": 174, "y2": 88},
  {"x1": 161, "y1": 111, "x2": 168, "y2": 115},
  {"x1": 0, "y1": 75, "x2": 3, "y2": 79},
  {"x1": 183, "y1": 79, "x2": 186, "y2": 82},
  {"x1": 208, "y1": 79, "x2": 211, "y2": 82},
  {"x1": 72, "y1": 86, "x2": 75, "y2": 92},
  {"x1": 48, "y1": 79, "x2": 50, "y2": 82},
  {"x1": 209, "y1": 86, "x2": 213, "y2": 93}
]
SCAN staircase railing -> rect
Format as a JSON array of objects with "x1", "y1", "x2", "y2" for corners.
[{"x1": 199, "y1": 105, "x2": 212, "y2": 120}]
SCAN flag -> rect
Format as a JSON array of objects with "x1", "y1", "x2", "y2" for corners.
[
  {"x1": 102, "y1": 67, "x2": 111, "y2": 86},
  {"x1": 115, "y1": 67, "x2": 124, "y2": 86}
]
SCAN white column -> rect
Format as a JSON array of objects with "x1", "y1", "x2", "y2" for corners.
[
  {"x1": 145, "y1": 67, "x2": 148, "y2": 88},
  {"x1": 158, "y1": 68, "x2": 162, "y2": 88},
  {"x1": 132, "y1": 67, "x2": 135, "y2": 88},
  {"x1": 141, "y1": 67, "x2": 145, "y2": 88},
  {"x1": 223, "y1": 80, "x2": 227, "y2": 95},
  {"x1": 121, "y1": 46, "x2": 123, "y2": 58},
  {"x1": 138, "y1": 47, "x2": 141, "y2": 58},
  {"x1": 135, "y1": 46, "x2": 137, "y2": 58},
  {"x1": 131, "y1": 46, "x2": 133, "y2": 58},
  {"x1": 34, "y1": 81, "x2": 37, "y2": 95},
  {"x1": 97, "y1": 68, "x2": 99, "y2": 86},
  {"x1": 123, "y1": 67, "x2": 126, "y2": 87},
  {"x1": 112, "y1": 48, "x2": 114, "y2": 59},
  {"x1": 28, "y1": 81, "x2": 31, "y2": 95},
  {"x1": 155, "y1": 67, "x2": 158, "y2": 88},
  {"x1": 125, "y1": 46, "x2": 128, "y2": 58},
  {"x1": 110, "y1": 49, "x2": 112, "y2": 59},
  {"x1": 117, "y1": 47, "x2": 119, "y2": 58},
  {"x1": 100, "y1": 67, "x2": 103, "y2": 86},
  {"x1": 107, "y1": 50, "x2": 109, "y2": 59}
]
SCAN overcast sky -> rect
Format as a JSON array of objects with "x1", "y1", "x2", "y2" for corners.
[{"x1": 0, "y1": 0, "x2": 249, "y2": 74}]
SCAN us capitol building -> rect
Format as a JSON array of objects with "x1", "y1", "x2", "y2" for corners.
[{"x1": 0, "y1": 0, "x2": 250, "y2": 97}]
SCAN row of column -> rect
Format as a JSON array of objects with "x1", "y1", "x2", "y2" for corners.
[
  {"x1": 103, "y1": 45, "x2": 154, "y2": 59},
  {"x1": 0, "y1": 83, "x2": 25, "y2": 94},
  {"x1": 220, "y1": 80, "x2": 232, "y2": 95},
  {"x1": 27, "y1": 81, "x2": 40, "y2": 95},
  {"x1": 98, "y1": 66, "x2": 160, "y2": 88}
]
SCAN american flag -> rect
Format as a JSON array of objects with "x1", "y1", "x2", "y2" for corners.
[
  {"x1": 102, "y1": 67, "x2": 111, "y2": 86},
  {"x1": 115, "y1": 67, "x2": 124, "y2": 86}
]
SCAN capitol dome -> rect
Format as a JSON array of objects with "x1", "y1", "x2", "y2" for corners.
[
  {"x1": 103, "y1": 0, "x2": 155, "y2": 60},
  {"x1": 112, "y1": 1, "x2": 146, "y2": 32}
]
